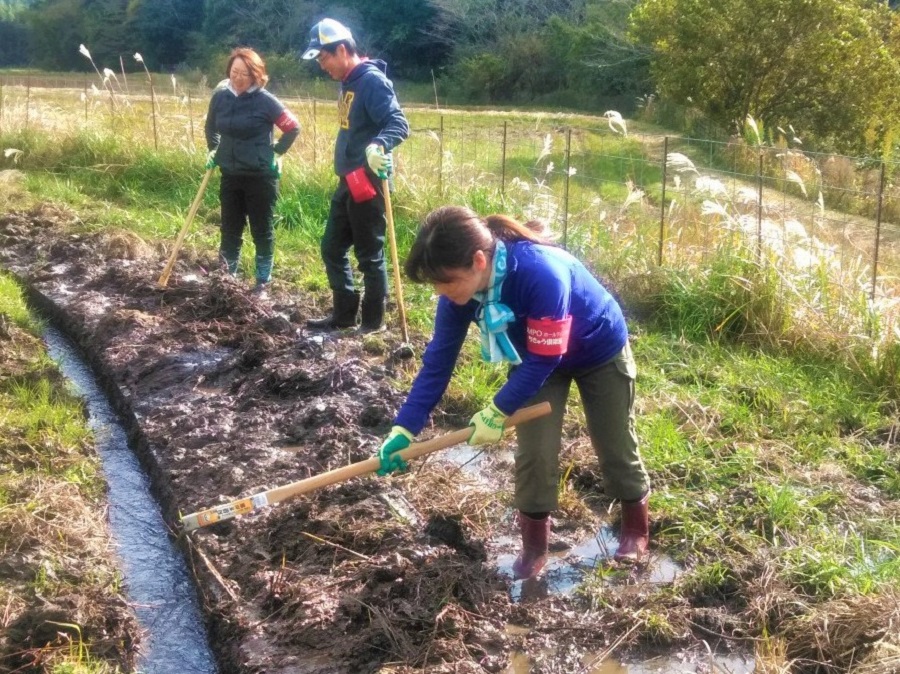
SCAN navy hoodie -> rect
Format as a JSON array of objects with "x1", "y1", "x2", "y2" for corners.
[{"x1": 334, "y1": 59, "x2": 409, "y2": 176}]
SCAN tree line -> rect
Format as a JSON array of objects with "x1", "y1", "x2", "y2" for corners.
[{"x1": 2, "y1": 0, "x2": 900, "y2": 157}]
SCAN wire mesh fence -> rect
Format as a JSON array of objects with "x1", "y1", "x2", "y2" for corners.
[{"x1": 2, "y1": 76, "x2": 899, "y2": 311}]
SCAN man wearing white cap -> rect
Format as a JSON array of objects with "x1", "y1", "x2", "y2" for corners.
[{"x1": 302, "y1": 18, "x2": 410, "y2": 333}]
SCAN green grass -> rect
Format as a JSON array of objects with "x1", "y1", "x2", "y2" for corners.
[
  {"x1": 0, "y1": 273, "x2": 129, "y2": 672},
  {"x1": 3, "y1": 102, "x2": 900, "y2": 653}
]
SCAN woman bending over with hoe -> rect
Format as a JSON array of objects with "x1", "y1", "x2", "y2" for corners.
[{"x1": 376, "y1": 205, "x2": 651, "y2": 579}]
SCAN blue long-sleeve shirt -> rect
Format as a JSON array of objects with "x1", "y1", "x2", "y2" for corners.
[
  {"x1": 395, "y1": 241, "x2": 628, "y2": 434},
  {"x1": 334, "y1": 59, "x2": 409, "y2": 176}
]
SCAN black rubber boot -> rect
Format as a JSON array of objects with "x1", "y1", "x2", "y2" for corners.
[
  {"x1": 358, "y1": 296, "x2": 386, "y2": 334},
  {"x1": 307, "y1": 291, "x2": 360, "y2": 330}
]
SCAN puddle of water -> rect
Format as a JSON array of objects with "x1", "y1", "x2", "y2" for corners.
[
  {"x1": 44, "y1": 327, "x2": 217, "y2": 674},
  {"x1": 507, "y1": 652, "x2": 754, "y2": 673},
  {"x1": 496, "y1": 526, "x2": 681, "y2": 602},
  {"x1": 505, "y1": 634, "x2": 754, "y2": 673}
]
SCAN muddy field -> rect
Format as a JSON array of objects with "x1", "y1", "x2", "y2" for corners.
[{"x1": 8, "y1": 203, "x2": 894, "y2": 673}]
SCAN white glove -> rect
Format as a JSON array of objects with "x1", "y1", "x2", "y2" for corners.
[{"x1": 365, "y1": 144, "x2": 392, "y2": 179}]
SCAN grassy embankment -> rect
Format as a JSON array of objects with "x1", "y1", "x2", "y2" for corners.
[
  {"x1": 0, "y1": 268, "x2": 136, "y2": 672},
  {"x1": 2, "y1": 84, "x2": 899, "y2": 670}
]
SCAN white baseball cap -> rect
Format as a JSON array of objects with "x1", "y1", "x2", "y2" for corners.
[{"x1": 301, "y1": 18, "x2": 354, "y2": 60}]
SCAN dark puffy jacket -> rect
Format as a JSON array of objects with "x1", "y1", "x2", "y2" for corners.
[{"x1": 205, "y1": 83, "x2": 300, "y2": 176}]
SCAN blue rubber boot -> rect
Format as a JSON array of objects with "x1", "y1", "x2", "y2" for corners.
[
  {"x1": 255, "y1": 253, "x2": 273, "y2": 285},
  {"x1": 219, "y1": 250, "x2": 239, "y2": 276}
]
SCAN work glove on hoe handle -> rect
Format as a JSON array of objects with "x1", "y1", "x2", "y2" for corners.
[
  {"x1": 205, "y1": 149, "x2": 217, "y2": 170},
  {"x1": 365, "y1": 143, "x2": 392, "y2": 180},
  {"x1": 377, "y1": 425, "x2": 414, "y2": 476},
  {"x1": 469, "y1": 402, "x2": 508, "y2": 446}
]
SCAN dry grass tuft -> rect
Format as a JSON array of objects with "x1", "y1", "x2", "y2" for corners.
[
  {"x1": 100, "y1": 229, "x2": 153, "y2": 260},
  {"x1": 781, "y1": 589, "x2": 900, "y2": 673},
  {"x1": 0, "y1": 170, "x2": 27, "y2": 210}
]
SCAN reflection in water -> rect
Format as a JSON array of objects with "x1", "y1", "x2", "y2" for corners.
[{"x1": 45, "y1": 327, "x2": 218, "y2": 674}]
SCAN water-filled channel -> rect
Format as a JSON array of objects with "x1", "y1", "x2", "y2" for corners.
[{"x1": 44, "y1": 326, "x2": 218, "y2": 674}]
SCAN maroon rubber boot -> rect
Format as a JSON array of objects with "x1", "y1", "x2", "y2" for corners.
[
  {"x1": 614, "y1": 492, "x2": 650, "y2": 563},
  {"x1": 512, "y1": 512, "x2": 551, "y2": 580}
]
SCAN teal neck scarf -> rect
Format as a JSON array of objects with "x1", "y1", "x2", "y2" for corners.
[{"x1": 473, "y1": 240, "x2": 522, "y2": 365}]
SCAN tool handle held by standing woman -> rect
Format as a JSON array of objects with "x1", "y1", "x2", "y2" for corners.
[
  {"x1": 158, "y1": 168, "x2": 213, "y2": 288},
  {"x1": 382, "y1": 178, "x2": 410, "y2": 344},
  {"x1": 180, "y1": 401, "x2": 551, "y2": 531}
]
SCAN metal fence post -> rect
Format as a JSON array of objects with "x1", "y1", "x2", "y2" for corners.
[
  {"x1": 149, "y1": 81, "x2": 158, "y2": 150},
  {"x1": 501, "y1": 120, "x2": 508, "y2": 197},
  {"x1": 562, "y1": 127, "x2": 572, "y2": 248},
  {"x1": 658, "y1": 137, "x2": 668, "y2": 266},
  {"x1": 872, "y1": 161, "x2": 885, "y2": 302},
  {"x1": 757, "y1": 151, "x2": 764, "y2": 261},
  {"x1": 439, "y1": 114, "x2": 444, "y2": 196},
  {"x1": 187, "y1": 91, "x2": 195, "y2": 152},
  {"x1": 25, "y1": 77, "x2": 31, "y2": 129}
]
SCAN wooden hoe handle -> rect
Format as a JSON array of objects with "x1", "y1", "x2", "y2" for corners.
[
  {"x1": 181, "y1": 401, "x2": 551, "y2": 531},
  {"x1": 382, "y1": 178, "x2": 410, "y2": 344},
  {"x1": 158, "y1": 169, "x2": 213, "y2": 288}
]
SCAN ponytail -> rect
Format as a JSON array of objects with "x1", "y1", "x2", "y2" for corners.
[
  {"x1": 406, "y1": 205, "x2": 552, "y2": 284},
  {"x1": 484, "y1": 214, "x2": 551, "y2": 244}
]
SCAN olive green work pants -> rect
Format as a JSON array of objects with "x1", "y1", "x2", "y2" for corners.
[{"x1": 512, "y1": 342, "x2": 650, "y2": 513}]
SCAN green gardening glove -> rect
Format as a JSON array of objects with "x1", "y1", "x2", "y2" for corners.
[
  {"x1": 271, "y1": 148, "x2": 284, "y2": 178},
  {"x1": 377, "y1": 425, "x2": 413, "y2": 476},
  {"x1": 468, "y1": 402, "x2": 508, "y2": 446},
  {"x1": 365, "y1": 143, "x2": 392, "y2": 180},
  {"x1": 205, "y1": 149, "x2": 217, "y2": 170}
]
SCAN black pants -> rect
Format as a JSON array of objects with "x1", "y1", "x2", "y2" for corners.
[
  {"x1": 219, "y1": 172, "x2": 278, "y2": 280},
  {"x1": 321, "y1": 172, "x2": 388, "y2": 302}
]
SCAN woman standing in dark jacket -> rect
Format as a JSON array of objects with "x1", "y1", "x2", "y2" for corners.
[
  {"x1": 205, "y1": 47, "x2": 300, "y2": 295},
  {"x1": 376, "y1": 206, "x2": 652, "y2": 579}
]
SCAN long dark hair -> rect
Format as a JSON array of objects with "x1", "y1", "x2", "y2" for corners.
[{"x1": 405, "y1": 206, "x2": 549, "y2": 284}]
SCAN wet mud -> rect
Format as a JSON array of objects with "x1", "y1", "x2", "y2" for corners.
[{"x1": 0, "y1": 206, "x2": 769, "y2": 672}]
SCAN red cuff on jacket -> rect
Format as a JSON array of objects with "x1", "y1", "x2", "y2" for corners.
[{"x1": 526, "y1": 316, "x2": 572, "y2": 356}]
